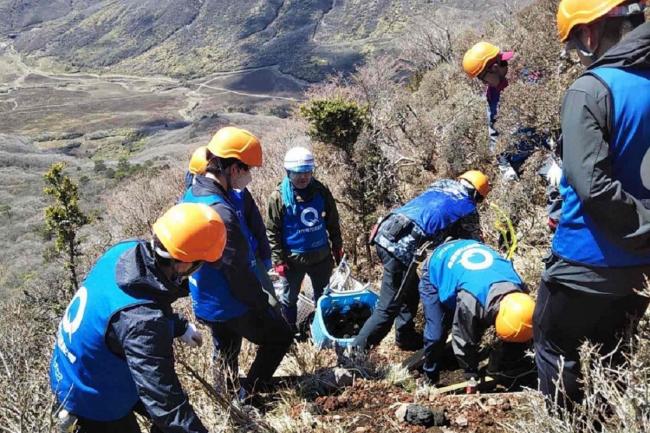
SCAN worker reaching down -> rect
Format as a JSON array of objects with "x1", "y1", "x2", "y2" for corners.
[
  {"x1": 351, "y1": 171, "x2": 490, "y2": 353},
  {"x1": 418, "y1": 239, "x2": 535, "y2": 389}
]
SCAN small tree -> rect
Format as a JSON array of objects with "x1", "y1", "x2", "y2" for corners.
[
  {"x1": 301, "y1": 96, "x2": 398, "y2": 264},
  {"x1": 43, "y1": 163, "x2": 89, "y2": 293},
  {"x1": 300, "y1": 98, "x2": 368, "y2": 154}
]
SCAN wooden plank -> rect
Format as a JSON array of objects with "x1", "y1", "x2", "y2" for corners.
[{"x1": 429, "y1": 376, "x2": 495, "y2": 395}]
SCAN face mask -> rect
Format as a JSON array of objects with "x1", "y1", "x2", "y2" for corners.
[{"x1": 231, "y1": 168, "x2": 252, "y2": 190}]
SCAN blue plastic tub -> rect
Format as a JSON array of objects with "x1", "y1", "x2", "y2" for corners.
[{"x1": 310, "y1": 289, "x2": 379, "y2": 349}]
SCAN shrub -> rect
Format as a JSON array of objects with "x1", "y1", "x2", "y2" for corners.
[{"x1": 299, "y1": 98, "x2": 369, "y2": 155}]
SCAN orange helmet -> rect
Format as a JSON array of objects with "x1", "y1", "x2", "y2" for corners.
[
  {"x1": 557, "y1": 0, "x2": 646, "y2": 42},
  {"x1": 153, "y1": 203, "x2": 226, "y2": 263},
  {"x1": 188, "y1": 146, "x2": 208, "y2": 175},
  {"x1": 462, "y1": 42, "x2": 513, "y2": 78},
  {"x1": 459, "y1": 170, "x2": 490, "y2": 199},
  {"x1": 495, "y1": 292, "x2": 535, "y2": 343},
  {"x1": 207, "y1": 126, "x2": 263, "y2": 167}
]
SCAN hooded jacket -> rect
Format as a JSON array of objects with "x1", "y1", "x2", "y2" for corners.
[
  {"x1": 52, "y1": 240, "x2": 207, "y2": 432},
  {"x1": 544, "y1": 21, "x2": 650, "y2": 294}
]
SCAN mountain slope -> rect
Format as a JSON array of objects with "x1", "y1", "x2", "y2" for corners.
[{"x1": 2, "y1": 0, "x2": 523, "y2": 81}]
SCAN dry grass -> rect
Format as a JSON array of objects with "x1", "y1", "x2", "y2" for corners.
[
  {"x1": 2, "y1": 1, "x2": 649, "y2": 432},
  {"x1": 507, "y1": 307, "x2": 650, "y2": 433}
]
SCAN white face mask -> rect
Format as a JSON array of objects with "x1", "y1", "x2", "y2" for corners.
[{"x1": 231, "y1": 168, "x2": 252, "y2": 190}]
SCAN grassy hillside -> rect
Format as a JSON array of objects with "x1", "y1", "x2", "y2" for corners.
[
  {"x1": 4, "y1": 0, "x2": 527, "y2": 81},
  {"x1": 2, "y1": 1, "x2": 650, "y2": 432}
]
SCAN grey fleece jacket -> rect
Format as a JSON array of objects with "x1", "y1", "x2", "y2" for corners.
[{"x1": 544, "y1": 21, "x2": 650, "y2": 295}]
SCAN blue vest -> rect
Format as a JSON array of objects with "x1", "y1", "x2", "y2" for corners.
[
  {"x1": 427, "y1": 240, "x2": 522, "y2": 309},
  {"x1": 282, "y1": 192, "x2": 329, "y2": 253},
  {"x1": 228, "y1": 189, "x2": 259, "y2": 255},
  {"x1": 49, "y1": 241, "x2": 154, "y2": 421},
  {"x1": 553, "y1": 67, "x2": 650, "y2": 267},
  {"x1": 395, "y1": 183, "x2": 476, "y2": 236},
  {"x1": 181, "y1": 188, "x2": 249, "y2": 321}
]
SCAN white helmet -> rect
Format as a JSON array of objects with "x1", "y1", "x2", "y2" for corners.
[{"x1": 283, "y1": 146, "x2": 315, "y2": 173}]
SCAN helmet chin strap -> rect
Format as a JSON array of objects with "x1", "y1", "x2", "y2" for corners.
[{"x1": 574, "y1": 37, "x2": 599, "y2": 62}]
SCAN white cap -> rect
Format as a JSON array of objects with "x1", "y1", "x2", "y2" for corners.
[{"x1": 283, "y1": 146, "x2": 315, "y2": 173}]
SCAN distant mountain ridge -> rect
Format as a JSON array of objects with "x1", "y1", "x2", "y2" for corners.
[{"x1": 0, "y1": 0, "x2": 524, "y2": 81}]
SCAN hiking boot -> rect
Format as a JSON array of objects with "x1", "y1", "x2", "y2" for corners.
[{"x1": 397, "y1": 333, "x2": 423, "y2": 351}]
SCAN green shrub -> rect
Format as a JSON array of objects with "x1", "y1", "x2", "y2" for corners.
[{"x1": 299, "y1": 98, "x2": 369, "y2": 154}]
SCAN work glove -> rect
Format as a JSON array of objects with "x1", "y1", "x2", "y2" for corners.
[
  {"x1": 500, "y1": 165, "x2": 518, "y2": 182},
  {"x1": 274, "y1": 263, "x2": 288, "y2": 278},
  {"x1": 333, "y1": 247, "x2": 344, "y2": 265},
  {"x1": 180, "y1": 323, "x2": 203, "y2": 348},
  {"x1": 465, "y1": 376, "x2": 479, "y2": 394},
  {"x1": 546, "y1": 160, "x2": 562, "y2": 187}
]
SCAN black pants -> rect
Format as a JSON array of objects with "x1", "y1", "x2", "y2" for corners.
[
  {"x1": 534, "y1": 280, "x2": 648, "y2": 407},
  {"x1": 352, "y1": 245, "x2": 420, "y2": 350},
  {"x1": 74, "y1": 401, "x2": 160, "y2": 433},
  {"x1": 203, "y1": 308, "x2": 293, "y2": 392},
  {"x1": 281, "y1": 256, "x2": 334, "y2": 326}
]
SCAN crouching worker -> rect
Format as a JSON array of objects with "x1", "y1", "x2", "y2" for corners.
[
  {"x1": 419, "y1": 239, "x2": 535, "y2": 391},
  {"x1": 352, "y1": 171, "x2": 490, "y2": 352},
  {"x1": 267, "y1": 146, "x2": 343, "y2": 331},
  {"x1": 182, "y1": 126, "x2": 293, "y2": 399},
  {"x1": 50, "y1": 203, "x2": 227, "y2": 433}
]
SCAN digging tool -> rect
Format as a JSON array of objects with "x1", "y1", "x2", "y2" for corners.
[{"x1": 429, "y1": 375, "x2": 496, "y2": 396}]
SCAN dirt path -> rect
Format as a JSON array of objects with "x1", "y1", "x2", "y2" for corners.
[{"x1": 0, "y1": 41, "x2": 307, "y2": 122}]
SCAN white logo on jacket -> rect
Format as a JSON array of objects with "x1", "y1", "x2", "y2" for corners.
[
  {"x1": 641, "y1": 147, "x2": 650, "y2": 191},
  {"x1": 300, "y1": 207, "x2": 320, "y2": 227},
  {"x1": 448, "y1": 245, "x2": 494, "y2": 271},
  {"x1": 57, "y1": 286, "x2": 88, "y2": 363}
]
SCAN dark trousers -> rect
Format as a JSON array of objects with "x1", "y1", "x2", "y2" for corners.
[
  {"x1": 74, "y1": 401, "x2": 160, "y2": 433},
  {"x1": 352, "y1": 245, "x2": 420, "y2": 350},
  {"x1": 418, "y1": 269, "x2": 453, "y2": 381},
  {"x1": 534, "y1": 280, "x2": 649, "y2": 407},
  {"x1": 280, "y1": 257, "x2": 334, "y2": 326},
  {"x1": 203, "y1": 309, "x2": 293, "y2": 392}
]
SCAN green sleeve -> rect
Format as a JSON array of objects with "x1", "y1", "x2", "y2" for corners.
[{"x1": 266, "y1": 189, "x2": 286, "y2": 264}]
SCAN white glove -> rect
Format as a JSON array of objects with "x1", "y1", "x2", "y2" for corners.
[
  {"x1": 180, "y1": 323, "x2": 203, "y2": 348},
  {"x1": 501, "y1": 165, "x2": 518, "y2": 181},
  {"x1": 546, "y1": 160, "x2": 562, "y2": 187}
]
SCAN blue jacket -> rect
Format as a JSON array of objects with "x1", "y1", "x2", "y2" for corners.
[
  {"x1": 374, "y1": 179, "x2": 481, "y2": 265},
  {"x1": 50, "y1": 240, "x2": 206, "y2": 430},
  {"x1": 553, "y1": 66, "x2": 650, "y2": 267},
  {"x1": 427, "y1": 239, "x2": 522, "y2": 309},
  {"x1": 181, "y1": 187, "x2": 250, "y2": 321},
  {"x1": 50, "y1": 241, "x2": 150, "y2": 420}
]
